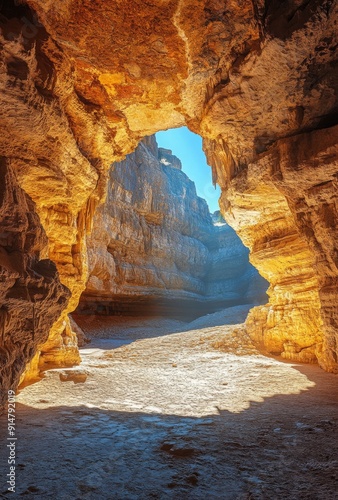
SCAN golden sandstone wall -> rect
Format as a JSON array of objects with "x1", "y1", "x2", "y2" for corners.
[{"x1": 0, "y1": 0, "x2": 337, "y2": 406}]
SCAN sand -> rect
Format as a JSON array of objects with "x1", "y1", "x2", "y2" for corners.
[{"x1": 1, "y1": 306, "x2": 337, "y2": 499}]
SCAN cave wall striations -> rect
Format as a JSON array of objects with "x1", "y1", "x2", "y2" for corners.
[
  {"x1": 216, "y1": 126, "x2": 338, "y2": 370},
  {"x1": 0, "y1": 0, "x2": 337, "y2": 403},
  {"x1": 79, "y1": 135, "x2": 267, "y2": 317},
  {"x1": 0, "y1": 159, "x2": 70, "y2": 408}
]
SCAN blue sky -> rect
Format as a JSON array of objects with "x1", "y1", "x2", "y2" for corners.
[{"x1": 156, "y1": 127, "x2": 221, "y2": 213}]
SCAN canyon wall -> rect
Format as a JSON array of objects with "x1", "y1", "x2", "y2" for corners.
[
  {"x1": 78, "y1": 135, "x2": 267, "y2": 318},
  {"x1": 0, "y1": 159, "x2": 69, "y2": 405},
  {"x1": 241, "y1": 127, "x2": 338, "y2": 370},
  {"x1": 0, "y1": 0, "x2": 338, "y2": 406}
]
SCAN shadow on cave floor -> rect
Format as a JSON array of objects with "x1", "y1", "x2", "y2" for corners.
[
  {"x1": 1, "y1": 366, "x2": 338, "y2": 500},
  {"x1": 1, "y1": 319, "x2": 338, "y2": 499},
  {"x1": 73, "y1": 304, "x2": 254, "y2": 351}
]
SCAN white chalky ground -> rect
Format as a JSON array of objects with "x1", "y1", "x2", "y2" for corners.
[{"x1": 1, "y1": 306, "x2": 338, "y2": 499}]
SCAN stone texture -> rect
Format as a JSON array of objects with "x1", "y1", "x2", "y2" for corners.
[
  {"x1": 222, "y1": 146, "x2": 324, "y2": 365},
  {"x1": 79, "y1": 136, "x2": 267, "y2": 317},
  {"x1": 68, "y1": 316, "x2": 90, "y2": 348},
  {"x1": 273, "y1": 126, "x2": 338, "y2": 371},
  {"x1": 0, "y1": 1, "x2": 104, "y2": 390},
  {"x1": 211, "y1": 126, "x2": 338, "y2": 369},
  {"x1": 0, "y1": 159, "x2": 69, "y2": 408},
  {"x1": 0, "y1": 0, "x2": 337, "y2": 404}
]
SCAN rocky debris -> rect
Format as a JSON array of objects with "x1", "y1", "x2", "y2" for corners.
[
  {"x1": 79, "y1": 136, "x2": 268, "y2": 318},
  {"x1": 59, "y1": 370, "x2": 88, "y2": 384}
]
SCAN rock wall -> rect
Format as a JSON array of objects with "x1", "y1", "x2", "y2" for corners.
[
  {"x1": 78, "y1": 136, "x2": 267, "y2": 318},
  {"x1": 274, "y1": 127, "x2": 338, "y2": 371},
  {"x1": 0, "y1": 0, "x2": 338, "y2": 405},
  {"x1": 0, "y1": 159, "x2": 69, "y2": 408},
  {"x1": 216, "y1": 127, "x2": 338, "y2": 370},
  {"x1": 221, "y1": 147, "x2": 324, "y2": 365},
  {"x1": 243, "y1": 127, "x2": 338, "y2": 371}
]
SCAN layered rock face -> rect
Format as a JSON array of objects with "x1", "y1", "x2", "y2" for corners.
[
  {"x1": 0, "y1": 159, "x2": 69, "y2": 408},
  {"x1": 0, "y1": 0, "x2": 338, "y2": 403},
  {"x1": 223, "y1": 148, "x2": 324, "y2": 365},
  {"x1": 79, "y1": 136, "x2": 267, "y2": 318},
  {"x1": 239, "y1": 127, "x2": 338, "y2": 370},
  {"x1": 274, "y1": 128, "x2": 338, "y2": 370}
]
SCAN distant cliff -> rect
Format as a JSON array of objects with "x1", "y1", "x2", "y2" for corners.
[{"x1": 78, "y1": 136, "x2": 267, "y2": 318}]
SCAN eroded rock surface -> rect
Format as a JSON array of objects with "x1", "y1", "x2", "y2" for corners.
[
  {"x1": 222, "y1": 125, "x2": 338, "y2": 370},
  {"x1": 78, "y1": 136, "x2": 267, "y2": 318},
  {"x1": 0, "y1": 159, "x2": 69, "y2": 408},
  {"x1": 0, "y1": 0, "x2": 338, "y2": 402}
]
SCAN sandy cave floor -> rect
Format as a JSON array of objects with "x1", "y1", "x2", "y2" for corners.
[{"x1": 1, "y1": 306, "x2": 338, "y2": 499}]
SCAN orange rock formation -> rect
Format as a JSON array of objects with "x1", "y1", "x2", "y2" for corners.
[{"x1": 0, "y1": 0, "x2": 337, "y2": 406}]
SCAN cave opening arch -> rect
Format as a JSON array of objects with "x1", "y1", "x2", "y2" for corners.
[
  {"x1": 1, "y1": 0, "x2": 338, "y2": 408},
  {"x1": 75, "y1": 128, "x2": 268, "y2": 327}
]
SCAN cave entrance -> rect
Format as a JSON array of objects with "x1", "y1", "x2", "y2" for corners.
[{"x1": 74, "y1": 127, "x2": 268, "y2": 334}]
